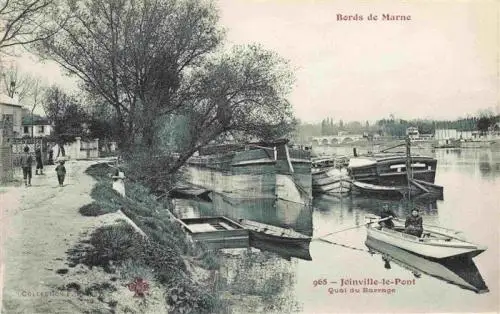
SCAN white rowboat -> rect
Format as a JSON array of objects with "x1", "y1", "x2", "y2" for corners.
[{"x1": 366, "y1": 217, "x2": 486, "y2": 259}]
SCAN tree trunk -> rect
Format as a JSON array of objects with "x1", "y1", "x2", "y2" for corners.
[
  {"x1": 142, "y1": 123, "x2": 156, "y2": 149},
  {"x1": 116, "y1": 114, "x2": 132, "y2": 152},
  {"x1": 167, "y1": 145, "x2": 200, "y2": 174},
  {"x1": 167, "y1": 131, "x2": 224, "y2": 174}
]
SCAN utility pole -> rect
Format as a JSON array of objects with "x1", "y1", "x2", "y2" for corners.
[
  {"x1": 30, "y1": 80, "x2": 40, "y2": 141},
  {"x1": 31, "y1": 103, "x2": 36, "y2": 140}
]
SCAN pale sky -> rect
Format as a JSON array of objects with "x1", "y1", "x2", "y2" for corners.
[
  {"x1": 3, "y1": 0, "x2": 499, "y2": 122},
  {"x1": 217, "y1": 0, "x2": 499, "y2": 123}
]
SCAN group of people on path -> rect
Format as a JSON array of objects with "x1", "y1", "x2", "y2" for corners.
[
  {"x1": 19, "y1": 146, "x2": 66, "y2": 188},
  {"x1": 379, "y1": 206, "x2": 423, "y2": 237}
]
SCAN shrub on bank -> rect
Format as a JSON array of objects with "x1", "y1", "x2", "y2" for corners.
[
  {"x1": 80, "y1": 162, "x2": 220, "y2": 313},
  {"x1": 79, "y1": 202, "x2": 105, "y2": 216},
  {"x1": 121, "y1": 150, "x2": 181, "y2": 194},
  {"x1": 68, "y1": 222, "x2": 218, "y2": 313}
]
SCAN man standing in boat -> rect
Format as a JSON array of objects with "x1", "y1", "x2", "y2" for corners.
[{"x1": 405, "y1": 209, "x2": 423, "y2": 237}]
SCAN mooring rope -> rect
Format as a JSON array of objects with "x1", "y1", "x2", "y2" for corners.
[{"x1": 314, "y1": 237, "x2": 371, "y2": 253}]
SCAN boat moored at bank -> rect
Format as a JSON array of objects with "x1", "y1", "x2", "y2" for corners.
[
  {"x1": 184, "y1": 139, "x2": 312, "y2": 205},
  {"x1": 348, "y1": 153, "x2": 438, "y2": 186},
  {"x1": 239, "y1": 218, "x2": 312, "y2": 250}
]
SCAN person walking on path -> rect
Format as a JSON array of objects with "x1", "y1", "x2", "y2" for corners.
[
  {"x1": 55, "y1": 160, "x2": 67, "y2": 187},
  {"x1": 35, "y1": 147, "x2": 44, "y2": 175},
  {"x1": 20, "y1": 146, "x2": 33, "y2": 187},
  {"x1": 48, "y1": 146, "x2": 54, "y2": 165}
]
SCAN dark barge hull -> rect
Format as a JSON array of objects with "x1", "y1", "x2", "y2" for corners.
[
  {"x1": 352, "y1": 179, "x2": 443, "y2": 199},
  {"x1": 348, "y1": 155, "x2": 437, "y2": 186}
]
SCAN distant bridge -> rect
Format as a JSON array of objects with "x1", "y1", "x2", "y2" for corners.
[{"x1": 311, "y1": 135, "x2": 364, "y2": 146}]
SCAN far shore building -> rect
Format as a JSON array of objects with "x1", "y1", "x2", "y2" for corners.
[
  {"x1": 434, "y1": 128, "x2": 496, "y2": 141},
  {"x1": 434, "y1": 129, "x2": 458, "y2": 140},
  {"x1": 406, "y1": 127, "x2": 420, "y2": 140}
]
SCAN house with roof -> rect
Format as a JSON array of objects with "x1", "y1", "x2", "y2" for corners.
[
  {"x1": 21, "y1": 114, "x2": 53, "y2": 138},
  {"x1": 0, "y1": 94, "x2": 23, "y2": 143}
]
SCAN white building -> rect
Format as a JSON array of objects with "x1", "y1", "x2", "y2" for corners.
[
  {"x1": 434, "y1": 129, "x2": 458, "y2": 140},
  {"x1": 406, "y1": 126, "x2": 419, "y2": 140},
  {"x1": 457, "y1": 130, "x2": 474, "y2": 140},
  {"x1": 21, "y1": 115, "x2": 53, "y2": 137}
]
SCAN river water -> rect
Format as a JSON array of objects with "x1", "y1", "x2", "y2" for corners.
[{"x1": 173, "y1": 147, "x2": 499, "y2": 313}]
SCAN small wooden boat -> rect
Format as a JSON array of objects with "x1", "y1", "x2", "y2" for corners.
[
  {"x1": 170, "y1": 184, "x2": 212, "y2": 201},
  {"x1": 365, "y1": 238, "x2": 489, "y2": 293},
  {"x1": 178, "y1": 216, "x2": 249, "y2": 249},
  {"x1": 313, "y1": 178, "x2": 351, "y2": 195},
  {"x1": 239, "y1": 219, "x2": 311, "y2": 248},
  {"x1": 366, "y1": 217, "x2": 486, "y2": 259},
  {"x1": 312, "y1": 155, "x2": 349, "y2": 169},
  {"x1": 313, "y1": 165, "x2": 351, "y2": 195},
  {"x1": 432, "y1": 139, "x2": 461, "y2": 149}
]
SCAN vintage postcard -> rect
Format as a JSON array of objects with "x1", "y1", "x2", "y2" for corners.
[{"x1": 0, "y1": 0, "x2": 498, "y2": 313}]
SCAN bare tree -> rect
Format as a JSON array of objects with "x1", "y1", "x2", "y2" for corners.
[
  {"x1": 1, "y1": 65, "x2": 40, "y2": 102},
  {"x1": 0, "y1": 0, "x2": 62, "y2": 52}
]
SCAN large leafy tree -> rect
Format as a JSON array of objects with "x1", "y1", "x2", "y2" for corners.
[
  {"x1": 37, "y1": 0, "x2": 298, "y2": 178},
  {"x1": 43, "y1": 86, "x2": 88, "y2": 155},
  {"x1": 476, "y1": 116, "x2": 493, "y2": 135},
  {"x1": 165, "y1": 44, "x2": 296, "y2": 172},
  {"x1": 37, "y1": 0, "x2": 223, "y2": 149}
]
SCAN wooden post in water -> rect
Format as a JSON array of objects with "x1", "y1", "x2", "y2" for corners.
[{"x1": 405, "y1": 136, "x2": 413, "y2": 200}]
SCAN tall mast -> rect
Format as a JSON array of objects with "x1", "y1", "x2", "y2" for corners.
[{"x1": 405, "y1": 136, "x2": 413, "y2": 201}]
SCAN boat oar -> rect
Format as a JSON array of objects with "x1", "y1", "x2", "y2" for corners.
[{"x1": 314, "y1": 217, "x2": 392, "y2": 240}]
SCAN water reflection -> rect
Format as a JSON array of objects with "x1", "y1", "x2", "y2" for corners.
[
  {"x1": 366, "y1": 238, "x2": 489, "y2": 294},
  {"x1": 251, "y1": 238, "x2": 312, "y2": 261},
  {"x1": 175, "y1": 147, "x2": 498, "y2": 312},
  {"x1": 173, "y1": 193, "x2": 314, "y2": 262},
  {"x1": 313, "y1": 194, "x2": 439, "y2": 218},
  {"x1": 434, "y1": 148, "x2": 500, "y2": 179},
  {"x1": 216, "y1": 249, "x2": 301, "y2": 313}
]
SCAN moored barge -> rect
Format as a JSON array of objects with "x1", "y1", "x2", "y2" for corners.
[
  {"x1": 184, "y1": 139, "x2": 312, "y2": 205},
  {"x1": 348, "y1": 153, "x2": 438, "y2": 186}
]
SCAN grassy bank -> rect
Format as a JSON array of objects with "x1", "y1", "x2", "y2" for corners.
[{"x1": 66, "y1": 162, "x2": 224, "y2": 314}]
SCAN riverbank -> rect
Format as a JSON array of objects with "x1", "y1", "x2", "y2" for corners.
[
  {"x1": 311, "y1": 139, "x2": 500, "y2": 154},
  {"x1": 1, "y1": 160, "x2": 223, "y2": 313}
]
